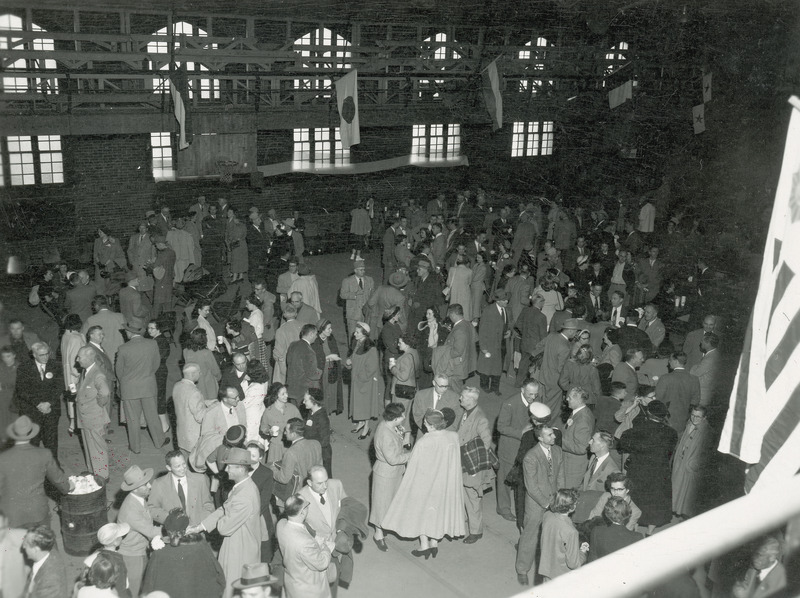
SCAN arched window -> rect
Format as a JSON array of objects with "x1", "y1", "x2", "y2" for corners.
[
  {"x1": 0, "y1": 14, "x2": 56, "y2": 94},
  {"x1": 419, "y1": 33, "x2": 462, "y2": 100},
  {"x1": 293, "y1": 27, "x2": 351, "y2": 97},
  {"x1": 148, "y1": 21, "x2": 219, "y2": 100},
  {"x1": 518, "y1": 37, "x2": 552, "y2": 95}
]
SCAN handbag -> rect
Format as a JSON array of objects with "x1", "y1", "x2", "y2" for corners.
[{"x1": 394, "y1": 384, "x2": 416, "y2": 400}]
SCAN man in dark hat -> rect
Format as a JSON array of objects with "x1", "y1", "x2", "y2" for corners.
[
  {"x1": 116, "y1": 317, "x2": 166, "y2": 454},
  {"x1": 118, "y1": 464, "x2": 162, "y2": 598},
  {"x1": 0, "y1": 415, "x2": 73, "y2": 528},
  {"x1": 477, "y1": 289, "x2": 511, "y2": 396},
  {"x1": 232, "y1": 563, "x2": 281, "y2": 597}
]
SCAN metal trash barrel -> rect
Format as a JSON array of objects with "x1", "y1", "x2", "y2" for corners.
[{"x1": 60, "y1": 474, "x2": 108, "y2": 556}]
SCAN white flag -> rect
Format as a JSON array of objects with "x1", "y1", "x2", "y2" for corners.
[
  {"x1": 702, "y1": 72, "x2": 712, "y2": 103},
  {"x1": 693, "y1": 104, "x2": 705, "y2": 134},
  {"x1": 608, "y1": 80, "x2": 632, "y2": 109},
  {"x1": 335, "y1": 70, "x2": 360, "y2": 147}
]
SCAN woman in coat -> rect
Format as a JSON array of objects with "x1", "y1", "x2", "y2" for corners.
[
  {"x1": 618, "y1": 399, "x2": 678, "y2": 534},
  {"x1": 259, "y1": 383, "x2": 301, "y2": 466},
  {"x1": 381, "y1": 409, "x2": 465, "y2": 557},
  {"x1": 225, "y1": 207, "x2": 248, "y2": 283},
  {"x1": 302, "y1": 388, "x2": 332, "y2": 476},
  {"x1": 470, "y1": 251, "x2": 488, "y2": 322},
  {"x1": 445, "y1": 256, "x2": 473, "y2": 320},
  {"x1": 182, "y1": 329, "x2": 221, "y2": 402},
  {"x1": 346, "y1": 322, "x2": 384, "y2": 440},
  {"x1": 147, "y1": 318, "x2": 172, "y2": 434},
  {"x1": 672, "y1": 405, "x2": 713, "y2": 519},
  {"x1": 370, "y1": 402, "x2": 411, "y2": 551},
  {"x1": 312, "y1": 319, "x2": 343, "y2": 415}
]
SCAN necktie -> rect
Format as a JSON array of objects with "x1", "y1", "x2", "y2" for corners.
[
  {"x1": 319, "y1": 492, "x2": 326, "y2": 505},
  {"x1": 358, "y1": 278, "x2": 363, "y2": 290},
  {"x1": 177, "y1": 479, "x2": 187, "y2": 512}
]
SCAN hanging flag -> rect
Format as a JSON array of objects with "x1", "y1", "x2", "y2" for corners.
[
  {"x1": 719, "y1": 96, "x2": 800, "y2": 492},
  {"x1": 335, "y1": 70, "x2": 360, "y2": 147},
  {"x1": 481, "y1": 59, "x2": 503, "y2": 131},
  {"x1": 169, "y1": 63, "x2": 192, "y2": 150},
  {"x1": 703, "y1": 72, "x2": 712, "y2": 103},
  {"x1": 692, "y1": 104, "x2": 705, "y2": 134},
  {"x1": 608, "y1": 80, "x2": 632, "y2": 109}
]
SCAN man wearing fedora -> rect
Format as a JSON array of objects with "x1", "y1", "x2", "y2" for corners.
[
  {"x1": 339, "y1": 258, "x2": 374, "y2": 339},
  {"x1": 539, "y1": 318, "x2": 580, "y2": 426},
  {"x1": 0, "y1": 415, "x2": 73, "y2": 528},
  {"x1": 117, "y1": 465, "x2": 162, "y2": 598},
  {"x1": 191, "y1": 447, "x2": 262, "y2": 598},
  {"x1": 233, "y1": 563, "x2": 281, "y2": 597},
  {"x1": 14, "y1": 340, "x2": 62, "y2": 456},
  {"x1": 477, "y1": 289, "x2": 511, "y2": 397},
  {"x1": 116, "y1": 316, "x2": 167, "y2": 454},
  {"x1": 276, "y1": 493, "x2": 333, "y2": 598}
]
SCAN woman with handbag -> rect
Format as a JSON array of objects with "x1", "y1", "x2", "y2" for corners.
[
  {"x1": 345, "y1": 322, "x2": 383, "y2": 440},
  {"x1": 389, "y1": 336, "x2": 420, "y2": 444}
]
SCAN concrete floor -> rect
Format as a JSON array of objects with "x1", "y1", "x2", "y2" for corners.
[{"x1": 3, "y1": 249, "x2": 532, "y2": 597}]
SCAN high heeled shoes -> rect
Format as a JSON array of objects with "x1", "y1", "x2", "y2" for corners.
[{"x1": 411, "y1": 548, "x2": 433, "y2": 559}]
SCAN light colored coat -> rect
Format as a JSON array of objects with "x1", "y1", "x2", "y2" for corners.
[{"x1": 277, "y1": 519, "x2": 332, "y2": 598}]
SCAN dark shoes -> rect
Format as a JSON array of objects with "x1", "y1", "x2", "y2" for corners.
[
  {"x1": 463, "y1": 534, "x2": 483, "y2": 544},
  {"x1": 517, "y1": 574, "x2": 529, "y2": 586}
]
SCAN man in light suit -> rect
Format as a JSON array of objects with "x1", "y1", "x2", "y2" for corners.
[
  {"x1": 173, "y1": 363, "x2": 216, "y2": 454},
  {"x1": 116, "y1": 317, "x2": 166, "y2": 454},
  {"x1": 22, "y1": 525, "x2": 68, "y2": 598},
  {"x1": 118, "y1": 465, "x2": 162, "y2": 598},
  {"x1": 638, "y1": 303, "x2": 666, "y2": 349},
  {"x1": 436, "y1": 304, "x2": 477, "y2": 397},
  {"x1": 339, "y1": 259, "x2": 374, "y2": 339},
  {"x1": 656, "y1": 352, "x2": 701, "y2": 433},
  {"x1": 611, "y1": 348, "x2": 644, "y2": 400},
  {"x1": 14, "y1": 341, "x2": 62, "y2": 455},
  {"x1": 561, "y1": 387, "x2": 596, "y2": 489},
  {"x1": 690, "y1": 332, "x2": 721, "y2": 408},
  {"x1": 193, "y1": 448, "x2": 262, "y2": 598},
  {"x1": 148, "y1": 450, "x2": 214, "y2": 526},
  {"x1": 276, "y1": 494, "x2": 333, "y2": 598},
  {"x1": 76, "y1": 346, "x2": 111, "y2": 479},
  {"x1": 300, "y1": 466, "x2": 347, "y2": 547},
  {"x1": 81, "y1": 295, "x2": 126, "y2": 364},
  {"x1": 286, "y1": 325, "x2": 322, "y2": 402},
  {"x1": 458, "y1": 387, "x2": 494, "y2": 545},
  {"x1": 189, "y1": 386, "x2": 246, "y2": 472},
  {"x1": 573, "y1": 430, "x2": 621, "y2": 523},
  {"x1": 411, "y1": 375, "x2": 462, "y2": 435},
  {"x1": 496, "y1": 380, "x2": 541, "y2": 522},
  {"x1": 515, "y1": 424, "x2": 564, "y2": 586}
]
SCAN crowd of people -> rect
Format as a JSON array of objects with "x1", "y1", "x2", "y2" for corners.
[{"x1": 0, "y1": 188, "x2": 784, "y2": 598}]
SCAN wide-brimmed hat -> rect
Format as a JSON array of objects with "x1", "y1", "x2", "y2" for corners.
[
  {"x1": 232, "y1": 563, "x2": 281, "y2": 590},
  {"x1": 124, "y1": 317, "x2": 146, "y2": 334},
  {"x1": 389, "y1": 271, "x2": 409, "y2": 289},
  {"x1": 222, "y1": 447, "x2": 255, "y2": 466},
  {"x1": 561, "y1": 318, "x2": 580, "y2": 330},
  {"x1": 7, "y1": 415, "x2": 40, "y2": 441},
  {"x1": 121, "y1": 465, "x2": 153, "y2": 491},
  {"x1": 97, "y1": 522, "x2": 130, "y2": 546}
]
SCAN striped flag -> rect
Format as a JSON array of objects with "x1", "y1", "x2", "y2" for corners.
[
  {"x1": 482, "y1": 59, "x2": 503, "y2": 131},
  {"x1": 719, "y1": 96, "x2": 800, "y2": 492},
  {"x1": 169, "y1": 63, "x2": 192, "y2": 150}
]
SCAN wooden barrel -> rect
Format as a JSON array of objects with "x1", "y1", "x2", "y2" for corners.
[{"x1": 60, "y1": 475, "x2": 108, "y2": 556}]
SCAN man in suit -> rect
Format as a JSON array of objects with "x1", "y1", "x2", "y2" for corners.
[
  {"x1": 411, "y1": 375, "x2": 462, "y2": 435},
  {"x1": 271, "y1": 419, "x2": 323, "y2": 488},
  {"x1": 539, "y1": 318, "x2": 579, "y2": 426},
  {"x1": 64, "y1": 270, "x2": 97, "y2": 323},
  {"x1": 340, "y1": 259, "x2": 375, "y2": 339},
  {"x1": 119, "y1": 273, "x2": 150, "y2": 324},
  {"x1": 22, "y1": 525, "x2": 68, "y2": 598},
  {"x1": 683, "y1": 314, "x2": 718, "y2": 371},
  {"x1": 734, "y1": 535, "x2": 787, "y2": 598},
  {"x1": 574, "y1": 430, "x2": 621, "y2": 522},
  {"x1": 0, "y1": 416, "x2": 72, "y2": 528},
  {"x1": 116, "y1": 317, "x2": 166, "y2": 454},
  {"x1": 273, "y1": 306, "x2": 303, "y2": 384},
  {"x1": 299, "y1": 466, "x2": 347, "y2": 547},
  {"x1": 81, "y1": 295, "x2": 126, "y2": 364},
  {"x1": 515, "y1": 424, "x2": 564, "y2": 586},
  {"x1": 638, "y1": 303, "x2": 666, "y2": 349},
  {"x1": 514, "y1": 293, "x2": 549, "y2": 386},
  {"x1": 193, "y1": 448, "x2": 262, "y2": 598},
  {"x1": 117, "y1": 465, "x2": 162, "y2": 598},
  {"x1": 189, "y1": 386, "x2": 246, "y2": 472},
  {"x1": 656, "y1": 352, "x2": 701, "y2": 433},
  {"x1": 76, "y1": 346, "x2": 111, "y2": 478},
  {"x1": 276, "y1": 494, "x2": 333, "y2": 598},
  {"x1": 0, "y1": 319, "x2": 40, "y2": 363},
  {"x1": 615, "y1": 314, "x2": 652, "y2": 355},
  {"x1": 561, "y1": 387, "x2": 596, "y2": 488},
  {"x1": 587, "y1": 497, "x2": 641, "y2": 562},
  {"x1": 690, "y1": 332, "x2": 721, "y2": 408},
  {"x1": 173, "y1": 363, "x2": 216, "y2": 454},
  {"x1": 148, "y1": 450, "x2": 214, "y2": 526},
  {"x1": 458, "y1": 387, "x2": 494, "y2": 545},
  {"x1": 286, "y1": 325, "x2": 323, "y2": 402},
  {"x1": 477, "y1": 290, "x2": 510, "y2": 396},
  {"x1": 496, "y1": 380, "x2": 541, "y2": 522},
  {"x1": 14, "y1": 341, "x2": 61, "y2": 455},
  {"x1": 612, "y1": 348, "x2": 645, "y2": 399},
  {"x1": 437, "y1": 304, "x2": 477, "y2": 397}
]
